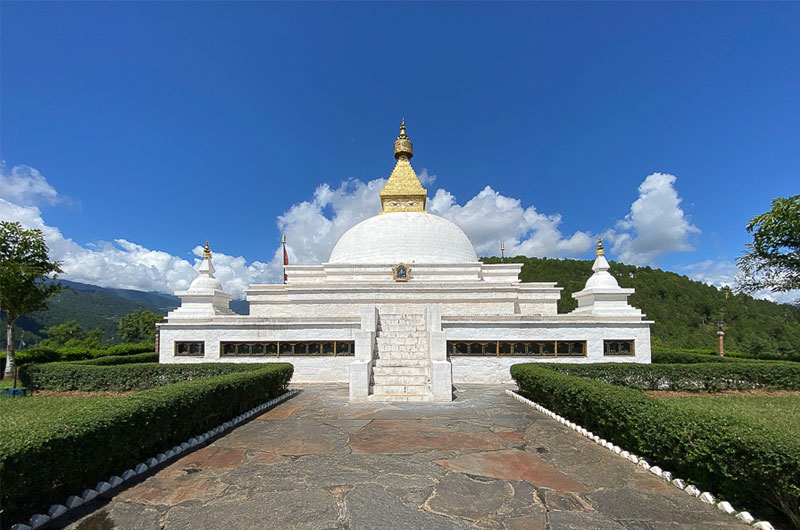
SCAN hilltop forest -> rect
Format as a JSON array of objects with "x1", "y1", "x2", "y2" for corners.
[{"x1": 483, "y1": 256, "x2": 800, "y2": 355}]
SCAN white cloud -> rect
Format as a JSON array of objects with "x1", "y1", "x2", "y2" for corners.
[
  {"x1": 1, "y1": 163, "x2": 709, "y2": 300},
  {"x1": 428, "y1": 186, "x2": 593, "y2": 257},
  {"x1": 0, "y1": 163, "x2": 59, "y2": 206},
  {"x1": 604, "y1": 173, "x2": 700, "y2": 265},
  {"x1": 679, "y1": 260, "x2": 799, "y2": 305}
]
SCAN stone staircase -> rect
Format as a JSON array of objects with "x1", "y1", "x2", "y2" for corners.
[{"x1": 370, "y1": 312, "x2": 432, "y2": 402}]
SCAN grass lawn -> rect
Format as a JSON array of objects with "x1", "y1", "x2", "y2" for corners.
[
  {"x1": 0, "y1": 394, "x2": 128, "y2": 435},
  {"x1": 663, "y1": 393, "x2": 800, "y2": 434}
]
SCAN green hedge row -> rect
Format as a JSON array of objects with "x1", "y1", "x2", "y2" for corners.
[
  {"x1": 542, "y1": 362, "x2": 800, "y2": 391},
  {"x1": 74, "y1": 352, "x2": 160, "y2": 366},
  {"x1": 653, "y1": 347, "x2": 800, "y2": 363},
  {"x1": 20, "y1": 362, "x2": 264, "y2": 392},
  {"x1": 510, "y1": 364, "x2": 800, "y2": 526},
  {"x1": 652, "y1": 351, "x2": 737, "y2": 364},
  {"x1": 0, "y1": 363, "x2": 293, "y2": 526},
  {"x1": 1, "y1": 342, "x2": 154, "y2": 372}
]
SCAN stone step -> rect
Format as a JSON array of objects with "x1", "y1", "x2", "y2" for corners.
[
  {"x1": 376, "y1": 337, "x2": 426, "y2": 346},
  {"x1": 368, "y1": 393, "x2": 434, "y2": 402},
  {"x1": 376, "y1": 331, "x2": 428, "y2": 339},
  {"x1": 375, "y1": 351, "x2": 428, "y2": 360},
  {"x1": 372, "y1": 374, "x2": 429, "y2": 386},
  {"x1": 372, "y1": 384, "x2": 431, "y2": 395},
  {"x1": 373, "y1": 365, "x2": 428, "y2": 376},
  {"x1": 378, "y1": 326, "x2": 426, "y2": 333},
  {"x1": 373, "y1": 358, "x2": 428, "y2": 367},
  {"x1": 376, "y1": 344, "x2": 426, "y2": 353}
]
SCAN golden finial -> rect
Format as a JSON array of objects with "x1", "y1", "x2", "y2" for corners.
[
  {"x1": 203, "y1": 240, "x2": 212, "y2": 259},
  {"x1": 501, "y1": 241, "x2": 505, "y2": 251},
  {"x1": 394, "y1": 118, "x2": 413, "y2": 160},
  {"x1": 282, "y1": 234, "x2": 286, "y2": 244},
  {"x1": 381, "y1": 120, "x2": 426, "y2": 214},
  {"x1": 596, "y1": 237, "x2": 605, "y2": 256}
]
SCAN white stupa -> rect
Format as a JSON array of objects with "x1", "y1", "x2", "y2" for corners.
[{"x1": 159, "y1": 122, "x2": 652, "y2": 402}]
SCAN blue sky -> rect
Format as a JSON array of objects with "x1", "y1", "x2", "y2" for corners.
[{"x1": 1, "y1": 2, "x2": 798, "y2": 300}]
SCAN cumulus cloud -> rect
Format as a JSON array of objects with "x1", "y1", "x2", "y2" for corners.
[
  {"x1": 679, "y1": 260, "x2": 799, "y2": 305},
  {"x1": 429, "y1": 186, "x2": 593, "y2": 257},
  {"x1": 603, "y1": 173, "x2": 700, "y2": 265},
  {"x1": 0, "y1": 163, "x2": 59, "y2": 206},
  {"x1": 1, "y1": 162, "x2": 705, "y2": 299}
]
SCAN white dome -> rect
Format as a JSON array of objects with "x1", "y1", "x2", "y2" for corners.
[
  {"x1": 188, "y1": 275, "x2": 223, "y2": 292},
  {"x1": 328, "y1": 212, "x2": 478, "y2": 264}
]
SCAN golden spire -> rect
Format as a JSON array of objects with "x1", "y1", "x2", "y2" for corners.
[
  {"x1": 282, "y1": 234, "x2": 286, "y2": 244},
  {"x1": 596, "y1": 237, "x2": 605, "y2": 256},
  {"x1": 380, "y1": 119, "x2": 427, "y2": 214},
  {"x1": 203, "y1": 240, "x2": 212, "y2": 259}
]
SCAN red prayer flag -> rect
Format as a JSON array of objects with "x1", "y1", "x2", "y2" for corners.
[{"x1": 283, "y1": 238, "x2": 288, "y2": 284}]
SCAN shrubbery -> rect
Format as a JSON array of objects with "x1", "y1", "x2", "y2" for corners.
[
  {"x1": 0, "y1": 363, "x2": 293, "y2": 525},
  {"x1": 1, "y1": 342, "x2": 153, "y2": 373},
  {"x1": 541, "y1": 362, "x2": 800, "y2": 391},
  {"x1": 20, "y1": 362, "x2": 263, "y2": 392},
  {"x1": 652, "y1": 347, "x2": 799, "y2": 363},
  {"x1": 74, "y1": 352, "x2": 159, "y2": 366},
  {"x1": 511, "y1": 363, "x2": 800, "y2": 526}
]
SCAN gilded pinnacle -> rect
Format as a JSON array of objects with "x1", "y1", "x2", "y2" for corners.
[
  {"x1": 282, "y1": 234, "x2": 286, "y2": 244},
  {"x1": 203, "y1": 240, "x2": 212, "y2": 259},
  {"x1": 596, "y1": 237, "x2": 605, "y2": 256},
  {"x1": 381, "y1": 120, "x2": 427, "y2": 214}
]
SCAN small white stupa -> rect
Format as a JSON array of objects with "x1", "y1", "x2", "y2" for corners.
[
  {"x1": 167, "y1": 241, "x2": 234, "y2": 318},
  {"x1": 571, "y1": 238, "x2": 643, "y2": 318}
]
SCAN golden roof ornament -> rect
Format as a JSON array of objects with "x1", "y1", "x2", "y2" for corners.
[
  {"x1": 596, "y1": 237, "x2": 605, "y2": 256},
  {"x1": 203, "y1": 240, "x2": 212, "y2": 259},
  {"x1": 380, "y1": 119, "x2": 427, "y2": 214}
]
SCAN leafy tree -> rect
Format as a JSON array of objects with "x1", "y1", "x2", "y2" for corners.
[
  {"x1": 0, "y1": 221, "x2": 62, "y2": 379},
  {"x1": 37, "y1": 320, "x2": 107, "y2": 349},
  {"x1": 118, "y1": 309, "x2": 163, "y2": 343},
  {"x1": 737, "y1": 194, "x2": 800, "y2": 295}
]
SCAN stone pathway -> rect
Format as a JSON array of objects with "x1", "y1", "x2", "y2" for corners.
[{"x1": 62, "y1": 385, "x2": 748, "y2": 529}]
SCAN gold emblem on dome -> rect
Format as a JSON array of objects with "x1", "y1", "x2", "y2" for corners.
[
  {"x1": 392, "y1": 263, "x2": 411, "y2": 281},
  {"x1": 380, "y1": 119, "x2": 427, "y2": 214},
  {"x1": 203, "y1": 240, "x2": 212, "y2": 259}
]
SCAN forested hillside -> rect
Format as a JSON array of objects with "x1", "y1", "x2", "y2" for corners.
[{"x1": 483, "y1": 256, "x2": 800, "y2": 354}]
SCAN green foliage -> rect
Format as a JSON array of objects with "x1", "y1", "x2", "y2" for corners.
[
  {"x1": 737, "y1": 194, "x2": 800, "y2": 295},
  {"x1": 20, "y1": 362, "x2": 265, "y2": 392},
  {"x1": 0, "y1": 221, "x2": 62, "y2": 378},
  {"x1": 37, "y1": 320, "x2": 107, "y2": 349},
  {"x1": 483, "y1": 255, "x2": 800, "y2": 354},
  {"x1": 0, "y1": 342, "x2": 154, "y2": 373},
  {"x1": 0, "y1": 363, "x2": 293, "y2": 525},
  {"x1": 653, "y1": 348, "x2": 800, "y2": 364},
  {"x1": 510, "y1": 363, "x2": 800, "y2": 526},
  {"x1": 539, "y1": 362, "x2": 800, "y2": 391},
  {"x1": 118, "y1": 309, "x2": 163, "y2": 343},
  {"x1": 74, "y1": 352, "x2": 159, "y2": 365}
]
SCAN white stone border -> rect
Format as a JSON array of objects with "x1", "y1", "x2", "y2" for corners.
[
  {"x1": 9, "y1": 389, "x2": 299, "y2": 530},
  {"x1": 505, "y1": 389, "x2": 776, "y2": 530}
]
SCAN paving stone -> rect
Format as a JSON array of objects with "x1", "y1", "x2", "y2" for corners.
[
  {"x1": 163, "y1": 489, "x2": 339, "y2": 530},
  {"x1": 62, "y1": 384, "x2": 749, "y2": 529},
  {"x1": 437, "y1": 449, "x2": 587, "y2": 492},
  {"x1": 346, "y1": 483, "x2": 467, "y2": 530}
]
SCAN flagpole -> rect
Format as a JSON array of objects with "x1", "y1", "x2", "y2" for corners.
[{"x1": 282, "y1": 234, "x2": 288, "y2": 284}]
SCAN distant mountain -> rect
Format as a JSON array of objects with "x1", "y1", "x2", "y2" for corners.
[{"x1": 2, "y1": 280, "x2": 248, "y2": 346}]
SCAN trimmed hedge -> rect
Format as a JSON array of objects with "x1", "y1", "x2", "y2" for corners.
[
  {"x1": 74, "y1": 352, "x2": 160, "y2": 366},
  {"x1": 542, "y1": 362, "x2": 800, "y2": 391},
  {"x1": 652, "y1": 351, "x2": 737, "y2": 364},
  {"x1": 1, "y1": 342, "x2": 154, "y2": 372},
  {"x1": 20, "y1": 362, "x2": 265, "y2": 392},
  {"x1": 511, "y1": 364, "x2": 800, "y2": 526},
  {"x1": 653, "y1": 347, "x2": 800, "y2": 363},
  {"x1": 0, "y1": 363, "x2": 293, "y2": 526}
]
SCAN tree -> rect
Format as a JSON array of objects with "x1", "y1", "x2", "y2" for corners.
[
  {"x1": 37, "y1": 320, "x2": 107, "y2": 349},
  {"x1": 0, "y1": 221, "x2": 62, "y2": 379},
  {"x1": 736, "y1": 195, "x2": 800, "y2": 296},
  {"x1": 118, "y1": 309, "x2": 163, "y2": 343}
]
